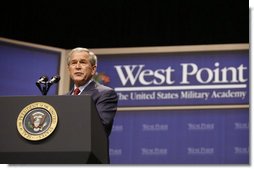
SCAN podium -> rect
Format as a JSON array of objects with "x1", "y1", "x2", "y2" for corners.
[{"x1": 0, "y1": 95, "x2": 109, "y2": 164}]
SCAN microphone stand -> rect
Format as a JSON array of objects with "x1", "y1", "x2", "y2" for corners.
[
  {"x1": 36, "y1": 82, "x2": 49, "y2": 96},
  {"x1": 36, "y1": 82, "x2": 50, "y2": 96},
  {"x1": 36, "y1": 75, "x2": 60, "y2": 96}
]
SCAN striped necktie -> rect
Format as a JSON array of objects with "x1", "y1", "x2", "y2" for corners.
[{"x1": 73, "y1": 88, "x2": 80, "y2": 95}]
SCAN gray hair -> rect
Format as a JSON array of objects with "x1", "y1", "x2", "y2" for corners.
[{"x1": 67, "y1": 47, "x2": 97, "y2": 66}]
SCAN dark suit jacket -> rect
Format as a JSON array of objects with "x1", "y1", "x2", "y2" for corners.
[{"x1": 68, "y1": 80, "x2": 118, "y2": 137}]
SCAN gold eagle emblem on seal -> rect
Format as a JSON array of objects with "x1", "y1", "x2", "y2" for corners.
[{"x1": 17, "y1": 102, "x2": 58, "y2": 141}]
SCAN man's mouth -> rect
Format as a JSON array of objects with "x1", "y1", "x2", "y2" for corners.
[{"x1": 74, "y1": 72, "x2": 83, "y2": 76}]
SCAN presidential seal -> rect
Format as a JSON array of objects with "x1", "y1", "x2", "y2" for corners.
[{"x1": 17, "y1": 102, "x2": 58, "y2": 141}]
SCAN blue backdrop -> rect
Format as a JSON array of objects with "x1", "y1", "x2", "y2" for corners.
[
  {"x1": 95, "y1": 49, "x2": 249, "y2": 164},
  {"x1": 0, "y1": 41, "x2": 249, "y2": 164},
  {"x1": 0, "y1": 41, "x2": 60, "y2": 96}
]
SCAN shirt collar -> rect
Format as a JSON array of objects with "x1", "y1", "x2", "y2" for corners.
[{"x1": 73, "y1": 79, "x2": 93, "y2": 95}]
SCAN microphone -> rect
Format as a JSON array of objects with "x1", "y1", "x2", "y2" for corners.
[
  {"x1": 48, "y1": 75, "x2": 61, "y2": 84},
  {"x1": 36, "y1": 75, "x2": 48, "y2": 84},
  {"x1": 36, "y1": 75, "x2": 60, "y2": 95}
]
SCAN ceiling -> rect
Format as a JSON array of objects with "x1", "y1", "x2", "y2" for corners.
[{"x1": 0, "y1": 1, "x2": 249, "y2": 49}]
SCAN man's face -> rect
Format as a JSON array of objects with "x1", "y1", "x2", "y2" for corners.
[{"x1": 68, "y1": 51, "x2": 96, "y2": 87}]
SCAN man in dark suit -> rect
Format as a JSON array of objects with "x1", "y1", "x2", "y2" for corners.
[{"x1": 67, "y1": 47, "x2": 118, "y2": 137}]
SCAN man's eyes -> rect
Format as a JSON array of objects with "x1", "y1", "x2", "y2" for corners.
[
  {"x1": 79, "y1": 60, "x2": 87, "y2": 64},
  {"x1": 70, "y1": 60, "x2": 88, "y2": 65}
]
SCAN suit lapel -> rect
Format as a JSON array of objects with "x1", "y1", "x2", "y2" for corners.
[
  {"x1": 80, "y1": 80, "x2": 96, "y2": 94},
  {"x1": 67, "y1": 89, "x2": 73, "y2": 95}
]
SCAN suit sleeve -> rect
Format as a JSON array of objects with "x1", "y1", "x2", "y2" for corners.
[{"x1": 96, "y1": 89, "x2": 118, "y2": 136}]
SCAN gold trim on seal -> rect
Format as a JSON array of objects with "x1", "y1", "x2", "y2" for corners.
[{"x1": 17, "y1": 102, "x2": 58, "y2": 141}]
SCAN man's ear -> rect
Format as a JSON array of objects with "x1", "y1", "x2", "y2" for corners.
[{"x1": 92, "y1": 65, "x2": 97, "y2": 75}]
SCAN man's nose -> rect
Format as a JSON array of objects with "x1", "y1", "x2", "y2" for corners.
[{"x1": 75, "y1": 62, "x2": 81, "y2": 68}]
